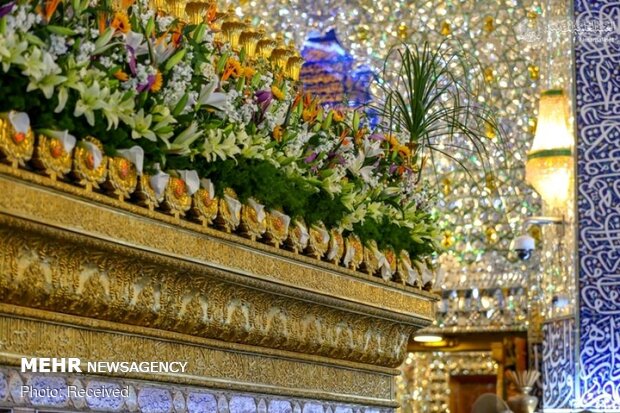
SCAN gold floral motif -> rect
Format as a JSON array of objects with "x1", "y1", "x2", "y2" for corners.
[
  {"x1": 263, "y1": 209, "x2": 289, "y2": 248},
  {"x1": 31, "y1": 134, "x2": 72, "y2": 180},
  {"x1": 190, "y1": 188, "x2": 218, "y2": 226},
  {"x1": 161, "y1": 176, "x2": 192, "y2": 218},
  {"x1": 104, "y1": 157, "x2": 138, "y2": 200},
  {"x1": 0, "y1": 112, "x2": 34, "y2": 168},
  {"x1": 307, "y1": 221, "x2": 329, "y2": 259},
  {"x1": 134, "y1": 174, "x2": 161, "y2": 211},
  {"x1": 72, "y1": 136, "x2": 107, "y2": 190},
  {"x1": 384, "y1": 248, "x2": 397, "y2": 277},
  {"x1": 239, "y1": 198, "x2": 267, "y2": 241},
  {"x1": 344, "y1": 235, "x2": 363, "y2": 271},
  {"x1": 362, "y1": 240, "x2": 379, "y2": 276}
]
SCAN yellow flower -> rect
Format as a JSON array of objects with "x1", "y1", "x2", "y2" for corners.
[
  {"x1": 111, "y1": 12, "x2": 131, "y2": 33},
  {"x1": 271, "y1": 85, "x2": 285, "y2": 101},
  {"x1": 113, "y1": 70, "x2": 129, "y2": 81},
  {"x1": 243, "y1": 66, "x2": 256, "y2": 78},
  {"x1": 151, "y1": 70, "x2": 163, "y2": 92}
]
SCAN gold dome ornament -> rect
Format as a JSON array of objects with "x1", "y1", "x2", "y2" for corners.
[
  {"x1": 0, "y1": 111, "x2": 34, "y2": 168},
  {"x1": 440, "y1": 21, "x2": 452, "y2": 36},
  {"x1": 104, "y1": 156, "x2": 138, "y2": 201},
  {"x1": 220, "y1": 6, "x2": 247, "y2": 51},
  {"x1": 483, "y1": 15, "x2": 495, "y2": 33}
]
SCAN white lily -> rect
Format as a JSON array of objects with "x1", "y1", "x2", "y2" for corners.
[
  {"x1": 80, "y1": 141, "x2": 103, "y2": 169},
  {"x1": 74, "y1": 81, "x2": 107, "y2": 126},
  {"x1": 347, "y1": 151, "x2": 375, "y2": 183},
  {"x1": 177, "y1": 170, "x2": 200, "y2": 195},
  {"x1": 202, "y1": 129, "x2": 241, "y2": 162},
  {"x1": 168, "y1": 122, "x2": 203, "y2": 155},
  {"x1": 0, "y1": 32, "x2": 28, "y2": 72},
  {"x1": 8, "y1": 111, "x2": 30, "y2": 134},
  {"x1": 131, "y1": 109, "x2": 156, "y2": 141},
  {"x1": 363, "y1": 139, "x2": 383, "y2": 158},
  {"x1": 117, "y1": 146, "x2": 144, "y2": 175},
  {"x1": 149, "y1": 166, "x2": 170, "y2": 198},
  {"x1": 198, "y1": 77, "x2": 227, "y2": 110},
  {"x1": 41, "y1": 129, "x2": 76, "y2": 153},
  {"x1": 124, "y1": 31, "x2": 148, "y2": 55},
  {"x1": 102, "y1": 90, "x2": 135, "y2": 130}
]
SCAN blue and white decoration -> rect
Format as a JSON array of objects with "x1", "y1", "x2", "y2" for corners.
[
  {"x1": 542, "y1": 318, "x2": 576, "y2": 409},
  {"x1": 575, "y1": 0, "x2": 620, "y2": 409}
]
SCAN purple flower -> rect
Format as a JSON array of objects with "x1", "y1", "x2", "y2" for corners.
[
  {"x1": 389, "y1": 164, "x2": 398, "y2": 174},
  {"x1": 136, "y1": 73, "x2": 155, "y2": 93},
  {"x1": 369, "y1": 134, "x2": 385, "y2": 141},
  {"x1": 0, "y1": 1, "x2": 15, "y2": 18},
  {"x1": 304, "y1": 152, "x2": 318, "y2": 164},
  {"x1": 126, "y1": 46, "x2": 137, "y2": 76},
  {"x1": 255, "y1": 90, "x2": 273, "y2": 112}
]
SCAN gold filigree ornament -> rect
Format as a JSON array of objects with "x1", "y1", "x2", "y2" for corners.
[
  {"x1": 306, "y1": 221, "x2": 329, "y2": 259},
  {"x1": 343, "y1": 235, "x2": 363, "y2": 271},
  {"x1": 286, "y1": 51, "x2": 304, "y2": 81},
  {"x1": 0, "y1": 111, "x2": 34, "y2": 168},
  {"x1": 239, "y1": 197, "x2": 267, "y2": 241},
  {"x1": 325, "y1": 228, "x2": 344, "y2": 265},
  {"x1": 361, "y1": 239, "x2": 380, "y2": 276},
  {"x1": 162, "y1": 176, "x2": 193, "y2": 218},
  {"x1": 263, "y1": 209, "x2": 290, "y2": 248},
  {"x1": 103, "y1": 156, "x2": 138, "y2": 201},
  {"x1": 190, "y1": 180, "x2": 218, "y2": 226},
  {"x1": 32, "y1": 134, "x2": 73, "y2": 180},
  {"x1": 216, "y1": 188, "x2": 242, "y2": 232},
  {"x1": 72, "y1": 136, "x2": 107, "y2": 190},
  {"x1": 286, "y1": 218, "x2": 309, "y2": 254}
]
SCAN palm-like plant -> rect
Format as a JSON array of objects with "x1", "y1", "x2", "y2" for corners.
[{"x1": 372, "y1": 42, "x2": 502, "y2": 180}]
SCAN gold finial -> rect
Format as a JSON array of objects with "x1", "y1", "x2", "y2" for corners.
[
  {"x1": 270, "y1": 34, "x2": 293, "y2": 71},
  {"x1": 221, "y1": 6, "x2": 246, "y2": 50},
  {"x1": 285, "y1": 50, "x2": 303, "y2": 81},
  {"x1": 239, "y1": 17, "x2": 263, "y2": 59},
  {"x1": 255, "y1": 27, "x2": 277, "y2": 59},
  {"x1": 185, "y1": 2, "x2": 209, "y2": 25}
]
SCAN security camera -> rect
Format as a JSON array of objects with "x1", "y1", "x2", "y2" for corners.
[{"x1": 511, "y1": 235, "x2": 535, "y2": 261}]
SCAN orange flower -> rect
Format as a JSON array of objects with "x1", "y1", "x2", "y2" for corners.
[
  {"x1": 221, "y1": 58, "x2": 242, "y2": 81},
  {"x1": 272, "y1": 125, "x2": 283, "y2": 142},
  {"x1": 44, "y1": 0, "x2": 61, "y2": 21},
  {"x1": 111, "y1": 12, "x2": 131, "y2": 33},
  {"x1": 206, "y1": 2, "x2": 217, "y2": 25},
  {"x1": 271, "y1": 85, "x2": 285, "y2": 101},
  {"x1": 151, "y1": 71, "x2": 163, "y2": 92},
  {"x1": 113, "y1": 70, "x2": 129, "y2": 81},
  {"x1": 98, "y1": 12, "x2": 107, "y2": 34},
  {"x1": 122, "y1": 0, "x2": 135, "y2": 8}
]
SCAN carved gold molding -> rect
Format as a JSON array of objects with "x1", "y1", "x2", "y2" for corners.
[
  {"x1": 0, "y1": 306, "x2": 394, "y2": 406},
  {"x1": 0, "y1": 169, "x2": 434, "y2": 322}
]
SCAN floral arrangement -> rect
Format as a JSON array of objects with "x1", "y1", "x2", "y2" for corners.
[{"x1": 0, "y1": 0, "x2": 440, "y2": 272}]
